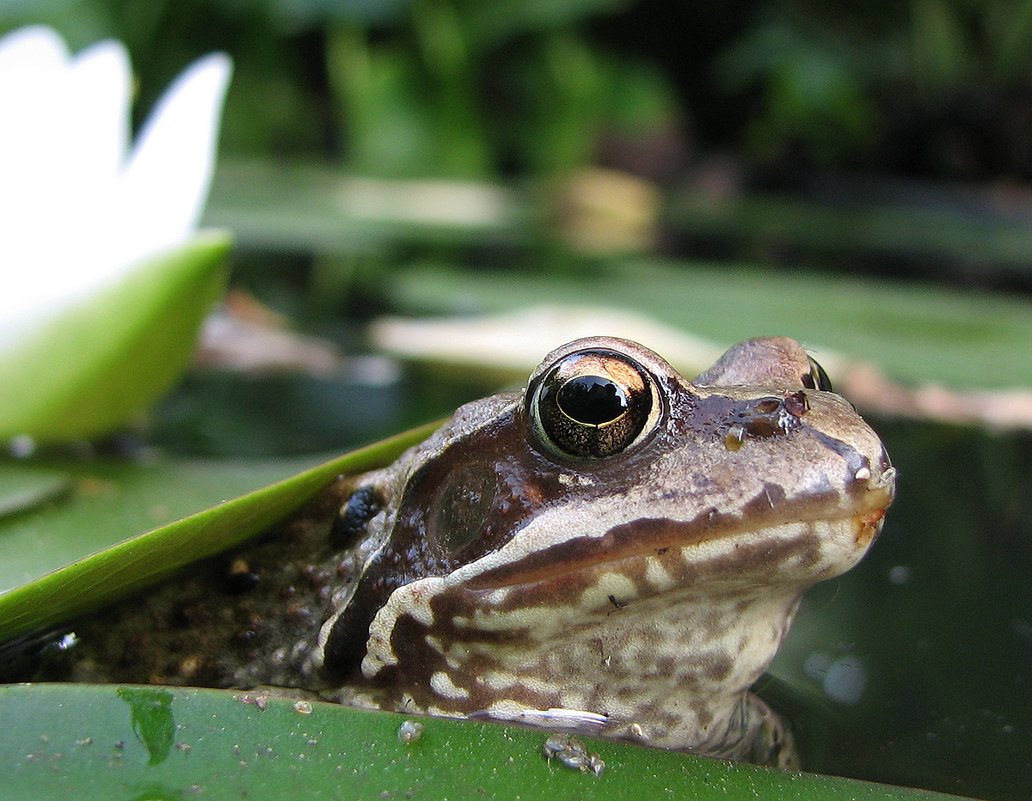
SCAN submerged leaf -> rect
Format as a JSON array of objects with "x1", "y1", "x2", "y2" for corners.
[{"x1": 116, "y1": 686, "x2": 175, "y2": 765}]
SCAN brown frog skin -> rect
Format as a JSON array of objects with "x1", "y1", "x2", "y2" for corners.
[{"x1": 10, "y1": 336, "x2": 895, "y2": 766}]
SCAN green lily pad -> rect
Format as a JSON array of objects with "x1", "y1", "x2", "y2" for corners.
[
  {"x1": 0, "y1": 457, "x2": 320, "y2": 595},
  {"x1": 0, "y1": 464, "x2": 70, "y2": 521},
  {"x1": 0, "y1": 684, "x2": 974, "y2": 801},
  {"x1": 0, "y1": 232, "x2": 231, "y2": 444},
  {"x1": 386, "y1": 261, "x2": 1032, "y2": 392},
  {"x1": 0, "y1": 421, "x2": 438, "y2": 642}
]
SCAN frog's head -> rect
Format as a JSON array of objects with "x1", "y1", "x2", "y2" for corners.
[{"x1": 317, "y1": 336, "x2": 894, "y2": 745}]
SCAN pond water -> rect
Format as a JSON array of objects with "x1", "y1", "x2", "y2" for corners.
[{"x1": 769, "y1": 419, "x2": 1032, "y2": 801}]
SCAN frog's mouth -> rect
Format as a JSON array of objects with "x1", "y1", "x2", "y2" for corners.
[{"x1": 464, "y1": 483, "x2": 892, "y2": 595}]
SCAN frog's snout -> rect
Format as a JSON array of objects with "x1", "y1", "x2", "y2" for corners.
[
  {"x1": 853, "y1": 505, "x2": 888, "y2": 548},
  {"x1": 850, "y1": 452, "x2": 895, "y2": 548}
]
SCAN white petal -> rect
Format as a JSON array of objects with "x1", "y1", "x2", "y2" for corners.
[
  {"x1": 0, "y1": 27, "x2": 232, "y2": 355},
  {"x1": 0, "y1": 25, "x2": 67, "y2": 73},
  {"x1": 64, "y1": 40, "x2": 132, "y2": 193},
  {"x1": 0, "y1": 28, "x2": 75, "y2": 340},
  {"x1": 0, "y1": 31, "x2": 133, "y2": 344},
  {"x1": 115, "y1": 53, "x2": 233, "y2": 267},
  {"x1": 0, "y1": 27, "x2": 71, "y2": 214},
  {"x1": 0, "y1": 31, "x2": 129, "y2": 197}
]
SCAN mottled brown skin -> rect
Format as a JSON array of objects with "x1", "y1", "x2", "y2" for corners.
[{"x1": 6, "y1": 336, "x2": 895, "y2": 767}]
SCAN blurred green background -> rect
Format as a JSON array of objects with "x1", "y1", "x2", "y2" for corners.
[
  {"x1": 9, "y1": 0, "x2": 1032, "y2": 321},
  {"x1": 2, "y1": 2, "x2": 1032, "y2": 800},
  {"x1": 14, "y1": 0, "x2": 1032, "y2": 180},
  {"x1": 7, "y1": 0, "x2": 1032, "y2": 445}
]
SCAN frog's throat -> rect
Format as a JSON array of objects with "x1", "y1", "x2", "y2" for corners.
[
  {"x1": 353, "y1": 508, "x2": 877, "y2": 717},
  {"x1": 354, "y1": 529, "x2": 812, "y2": 757}
]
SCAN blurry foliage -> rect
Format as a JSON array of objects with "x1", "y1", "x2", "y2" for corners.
[
  {"x1": 714, "y1": 13, "x2": 886, "y2": 167},
  {"x1": 6, "y1": 0, "x2": 1032, "y2": 178},
  {"x1": 712, "y1": 0, "x2": 1032, "y2": 176},
  {"x1": 2, "y1": 0, "x2": 1031, "y2": 349},
  {"x1": 320, "y1": 0, "x2": 679, "y2": 178},
  {"x1": 0, "y1": 0, "x2": 663, "y2": 178}
]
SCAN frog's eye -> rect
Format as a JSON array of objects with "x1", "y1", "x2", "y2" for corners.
[
  {"x1": 529, "y1": 348, "x2": 659, "y2": 459},
  {"x1": 802, "y1": 357, "x2": 833, "y2": 392}
]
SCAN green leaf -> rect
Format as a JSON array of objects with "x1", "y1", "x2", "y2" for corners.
[
  {"x1": 0, "y1": 458, "x2": 318, "y2": 595},
  {"x1": 0, "y1": 422, "x2": 439, "y2": 641},
  {"x1": 204, "y1": 160, "x2": 1032, "y2": 276},
  {"x1": 668, "y1": 190, "x2": 1032, "y2": 274},
  {"x1": 0, "y1": 684, "x2": 973, "y2": 801},
  {"x1": 0, "y1": 232, "x2": 231, "y2": 443},
  {"x1": 386, "y1": 261, "x2": 1032, "y2": 392},
  {"x1": 0, "y1": 464, "x2": 70, "y2": 521},
  {"x1": 202, "y1": 160, "x2": 522, "y2": 255}
]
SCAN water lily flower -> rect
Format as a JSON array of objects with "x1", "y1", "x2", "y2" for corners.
[{"x1": 0, "y1": 26, "x2": 232, "y2": 445}]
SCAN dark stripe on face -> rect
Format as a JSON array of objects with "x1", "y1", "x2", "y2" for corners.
[{"x1": 463, "y1": 513, "x2": 827, "y2": 608}]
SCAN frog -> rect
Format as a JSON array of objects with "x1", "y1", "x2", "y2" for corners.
[{"x1": 9, "y1": 336, "x2": 894, "y2": 767}]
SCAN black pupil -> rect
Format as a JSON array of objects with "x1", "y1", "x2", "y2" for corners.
[{"x1": 557, "y1": 375, "x2": 629, "y2": 425}]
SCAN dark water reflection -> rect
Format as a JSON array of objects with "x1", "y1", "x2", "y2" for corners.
[{"x1": 768, "y1": 420, "x2": 1032, "y2": 801}]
